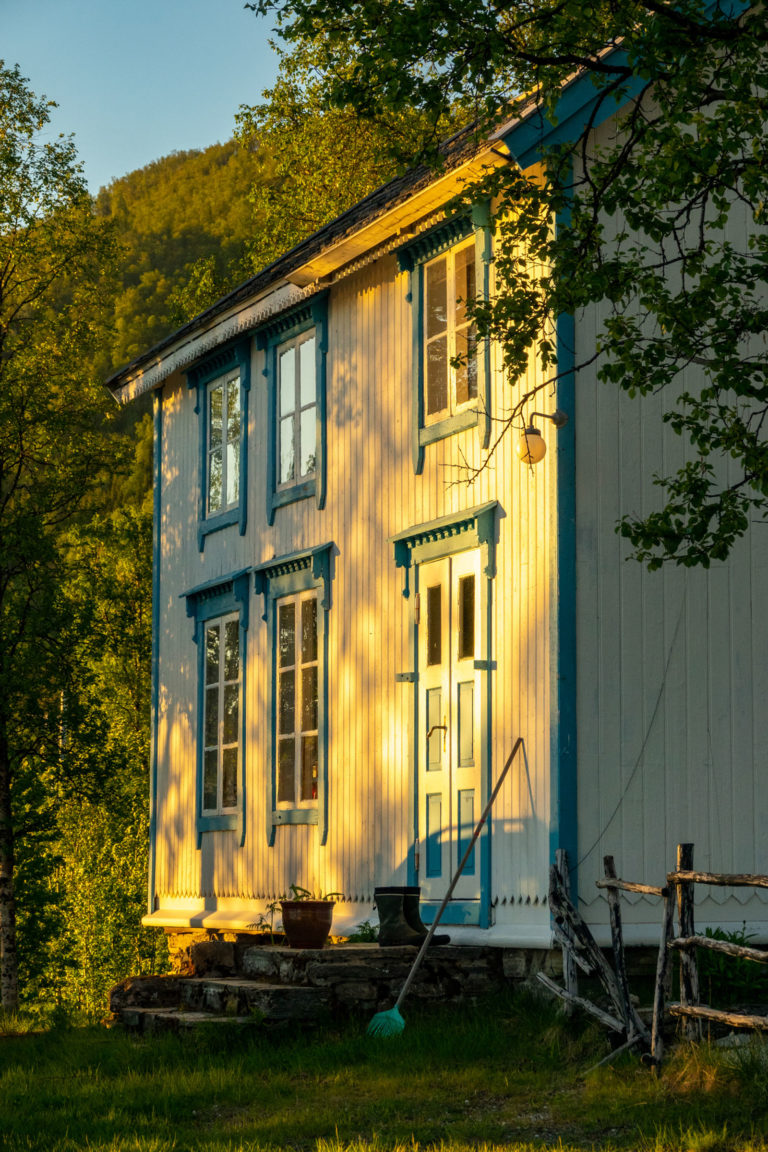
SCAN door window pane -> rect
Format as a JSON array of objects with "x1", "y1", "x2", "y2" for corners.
[
  {"x1": 458, "y1": 681, "x2": 474, "y2": 766},
  {"x1": 458, "y1": 575, "x2": 475, "y2": 660},
  {"x1": 426, "y1": 584, "x2": 442, "y2": 666}
]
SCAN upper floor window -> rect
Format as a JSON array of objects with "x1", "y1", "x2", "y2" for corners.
[
  {"x1": 424, "y1": 241, "x2": 477, "y2": 423},
  {"x1": 278, "y1": 331, "x2": 317, "y2": 487},
  {"x1": 397, "y1": 206, "x2": 492, "y2": 474},
  {"x1": 187, "y1": 340, "x2": 250, "y2": 550},
  {"x1": 256, "y1": 293, "x2": 329, "y2": 526},
  {"x1": 207, "y1": 370, "x2": 241, "y2": 514}
]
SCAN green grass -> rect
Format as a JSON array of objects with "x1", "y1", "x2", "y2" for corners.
[{"x1": 2, "y1": 991, "x2": 768, "y2": 1151}]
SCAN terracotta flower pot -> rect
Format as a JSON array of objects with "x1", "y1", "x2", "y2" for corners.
[{"x1": 280, "y1": 899, "x2": 335, "y2": 949}]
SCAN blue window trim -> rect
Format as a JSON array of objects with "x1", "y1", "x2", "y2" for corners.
[
  {"x1": 186, "y1": 340, "x2": 251, "y2": 552},
  {"x1": 390, "y1": 503, "x2": 498, "y2": 928},
  {"x1": 182, "y1": 568, "x2": 250, "y2": 848},
  {"x1": 148, "y1": 390, "x2": 162, "y2": 914},
  {"x1": 396, "y1": 205, "x2": 492, "y2": 474},
  {"x1": 253, "y1": 542, "x2": 335, "y2": 845},
  {"x1": 255, "y1": 292, "x2": 329, "y2": 526}
]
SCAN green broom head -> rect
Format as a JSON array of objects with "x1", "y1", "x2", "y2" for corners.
[{"x1": 366, "y1": 1005, "x2": 405, "y2": 1038}]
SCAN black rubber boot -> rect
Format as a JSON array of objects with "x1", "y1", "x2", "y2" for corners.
[
  {"x1": 403, "y1": 886, "x2": 451, "y2": 946},
  {"x1": 374, "y1": 888, "x2": 424, "y2": 947}
]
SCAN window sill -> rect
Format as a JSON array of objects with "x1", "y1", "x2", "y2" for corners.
[
  {"x1": 420, "y1": 407, "x2": 480, "y2": 446},
  {"x1": 272, "y1": 478, "x2": 317, "y2": 511},
  {"x1": 198, "y1": 813, "x2": 239, "y2": 832},
  {"x1": 198, "y1": 506, "x2": 241, "y2": 549},
  {"x1": 272, "y1": 809, "x2": 319, "y2": 826}
]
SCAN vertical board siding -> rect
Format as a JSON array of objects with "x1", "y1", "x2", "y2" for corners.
[
  {"x1": 154, "y1": 247, "x2": 556, "y2": 929},
  {"x1": 575, "y1": 189, "x2": 768, "y2": 926}
]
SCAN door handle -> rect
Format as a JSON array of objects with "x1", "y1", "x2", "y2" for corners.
[{"x1": 426, "y1": 723, "x2": 448, "y2": 750}]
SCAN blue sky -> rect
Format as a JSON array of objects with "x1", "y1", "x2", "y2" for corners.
[{"x1": 3, "y1": 0, "x2": 282, "y2": 193}]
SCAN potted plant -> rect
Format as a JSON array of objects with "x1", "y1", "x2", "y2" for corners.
[{"x1": 280, "y1": 885, "x2": 343, "y2": 949}]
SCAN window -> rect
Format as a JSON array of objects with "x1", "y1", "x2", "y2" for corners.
[
  {"x1": 207, "y1": 371, "x2": 241, "y2": 515},
  {"x1": 396, "y1": 206, "x2": 492, "y2": 474},
  {"x1": 256, "y1": 293, "x2": 329, "y2": 525},
  {"x1": 278, "y1": 332, "x2": 317, "y2": 487},
  {"x1": 184, "y1": 569, "x2": 250, "y2": 845},
  {"x1": 253, "y1": 542, "x2": 334, "y2": 844},
  {"x1": 202, "y1": 612, "x2": 241, "y2": 814},
  {"x1": 187, "y1": 340, "x2": 250, "y2": 550},
  {"x1": 277, "y1": 593, "x2": 319, "y2": 806},
  {"x1": 424, "y1": 242, "x2": 477, "y2": 422}
]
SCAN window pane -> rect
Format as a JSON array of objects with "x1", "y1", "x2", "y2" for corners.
[
  {"x1": 458, "y1": 574, "x2": 475, "y2": 659},
  {"x1": 300, "y1": 407, "x2": 316, "y2": 476},
  {"x1": 301, "y1": 598, "x2": 318, "y2": 664},
  {"x1": 208, "y1": 449, "x2": 223, "y2": 512},
  {"x1": 299, "y1": 336, "x2": 316, "y2": 406},
  {"x1": 455, "y1": 325, "x2": 478, "y2": 406},
  {"x1": 280, "y1": 416, "x2": 295, "y2": 483},
  {"x1": 301, "y1": 735, "x2": 318, "y2": 800},
  {"x1": 203, "y1": 750, "x2": 218, "y2": 811},
  {"x1": 279, "y1": 347, "x2": 295, "y2": 416},
  {"x1": 425, "y1": 258, "x2": 447, "y2": 339},
  {"x1": 278, "y1": 738, "x2": 295, "y2": 804},
  {"x1": 223, "y1": 683, "x2": 239, "y2": 745},
  {"x1": 224, "y1": 619, "x2": 239, "y2": 681},
  {"x1": 426, "y1": 335, "x2": 448, "y2": 416},
  {"x1": 278, "y1": 669, "x2": 296, "y2": 735},
  {"x1": 222, "y1": 746, "x2": 238, "y2": 808},
  {"x1": 226, "y1": 440, "x2": 240, "y2": 506},
  {"x1": 454, "y1": 245, "x2": 475, "y2": 327},
  {"x1": 209, "y1": 384, "x2": 223, "y2": 448},
  {"x1": 301, "y1": 665, "x2": 318, "y2": 731},
  {"x1": 227, "y1": 377, "x2": 241, "y2": 441},
  {"x1": 278, "y1": 603, "x2": 295, "y2": 667},
  {"x1": 205, "y1": 625, "x2": 220, "y2": 685},
  {"x1": 426, "y1": 584, "x2": 442, "y2": 666},
  {"x1": 204, "y1": 687, "x2": 219, "y2": 748}
]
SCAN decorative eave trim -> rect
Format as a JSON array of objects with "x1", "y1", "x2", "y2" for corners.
[
  {"x1": 396, "y1": 213, "x2": 474, "y2": 273},
  {"x1": 182, "y1": 568, "x2": 251, "y2": 632},
  {"x1": 390, "y1": 501, "x2": 499, "y2": 597},
  {"x1": 253, "y1": 543, "x2": 335, "y2": 621}
]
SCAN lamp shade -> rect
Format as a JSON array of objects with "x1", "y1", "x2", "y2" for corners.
[{"x1": 516, "y1": 426, "x2": 547, "y2": 464}]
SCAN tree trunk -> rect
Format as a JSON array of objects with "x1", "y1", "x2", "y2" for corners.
[{"x1": 0, "y1": 732, "x2": 19, "y2": 1014}]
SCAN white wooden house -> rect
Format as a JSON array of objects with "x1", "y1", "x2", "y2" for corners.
[{"x1": 107, "y1": 66, "x2": 768, "y2": 949}]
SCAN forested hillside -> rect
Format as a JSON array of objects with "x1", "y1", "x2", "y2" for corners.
[{"x1": 2, "y1": 40, "x2": 430, "y2": 1020}]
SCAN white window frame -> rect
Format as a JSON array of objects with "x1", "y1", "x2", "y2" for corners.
[
  {"x1": 277, "y1": 331, "x2": 317, "y2": 490},
  {"x1": 275, "y1": 590, "x2": 319, "y2": 810},
  {"x1": 206, "y1": 369, "x2": 242, "y2": 515},
  {"x1": 201, "y1": 609, "x2": 242, "y2": 817},
  {"x1": 422, "y1": 239, "x2": 478, "y2": 426}
]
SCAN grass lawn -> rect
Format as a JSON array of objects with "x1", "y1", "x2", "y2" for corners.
[{"x1": 2, "y1": 991, "x2": 768, "y2": 1151}]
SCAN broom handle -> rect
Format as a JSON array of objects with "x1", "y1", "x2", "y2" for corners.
[{"x1": 394, "y1": 737, "x2": 524, "y2": 1012}]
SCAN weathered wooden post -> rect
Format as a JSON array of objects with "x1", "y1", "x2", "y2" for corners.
[
  {"x1": 650, "y1": 882, "x2": 675, "y2": 1069},
  {"x1": 556, "y1": 848, "x2": 579, "y2": 1011},
  {"x1": 603, "y1": 855, "x2": 634, "y2": 1037},
  {"x1": 676, "y1": 843, "x2": 701, "y2": 1041}
]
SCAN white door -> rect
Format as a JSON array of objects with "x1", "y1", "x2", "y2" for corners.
[{"x1": 417, "y1": 550, "x2": 482, "y2": 908}]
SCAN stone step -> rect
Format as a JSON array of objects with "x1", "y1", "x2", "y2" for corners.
[
  {"x1": 118, "y1": 1006, "x2": 257, "y2": 1035},
  {"x1": 180, "y1": 977, "x2": 333, "y2": 1021}
]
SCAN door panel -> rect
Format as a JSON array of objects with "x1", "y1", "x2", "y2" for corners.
[{"x1": 417, "y1": 550, "x2": 482, "y2": 909}]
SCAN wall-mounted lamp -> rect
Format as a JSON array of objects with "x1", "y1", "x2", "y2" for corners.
[{"x1": 516, "y1": 409, "x2": 569, "y2": 465}]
